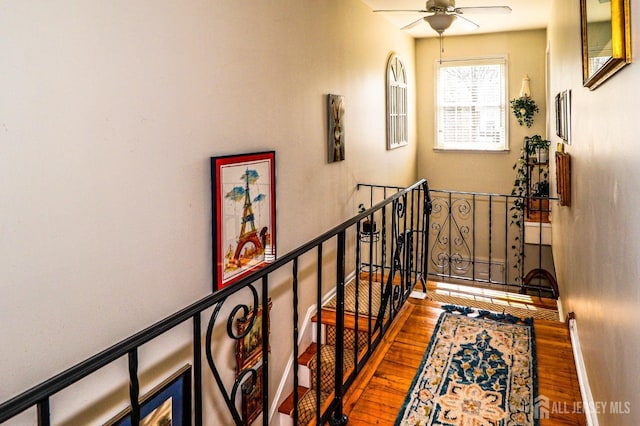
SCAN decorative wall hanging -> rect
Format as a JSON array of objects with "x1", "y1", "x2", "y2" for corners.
[
  {"x1": 104, "y1": 365, "x2": 192, "y2": 426},
  {"x1": 235, "y1": 298, "x2": 272, "y2": 376},
  {"x1": 211, "y1": 152, "x2": 276, "y2": 291},
  {"x1": 327, "y1": 94, "x2": 345, "y2": 162},
  {"x1": 556, "y1": 150, "x2": 572, "y2": 207},
  {"x1": 386, "y1": 54, "x2": 408, "y2": 149},
  {"x1": 580, "y1": 0, "x2": 631, "y2": 90}
]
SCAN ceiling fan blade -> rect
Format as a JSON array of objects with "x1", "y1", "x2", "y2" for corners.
[
  {"x1": 455, "y1": 6, "x2": 512, "y2": 14},
  {"x1": 373, "y1": 9, "x2": 429, "y2": 13},
  {"x1": 455, "y1": 13, "x2": 480, "y2": 31},
  {"x1": 401, "y1": 16, "x2": 427, "y2": 30}
]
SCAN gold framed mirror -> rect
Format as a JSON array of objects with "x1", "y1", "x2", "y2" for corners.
[{"x1": 580, "y1": 0, "x2": 631, "y2": 90}]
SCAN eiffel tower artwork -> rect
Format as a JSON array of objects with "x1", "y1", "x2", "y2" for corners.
[
  {"x1": 213, "y1": 152, "x2": 276, "y2": 290},
  {"x1": 225, "y1": 168, "x2": 266, "y2": 269}
]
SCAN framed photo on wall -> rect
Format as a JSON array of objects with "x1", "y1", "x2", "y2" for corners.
[
  {"x1": 211, "y1": 152, "x2": 276, "y2": 291},
  {"x1": 241, "y1": 363, "x2": 264, "y2": 426},
  {"x1": 104, "y1": 364, "x2": 191, "y2": 426},
  {"x1": 555, "y1": 90, "x2": 571, "y2": 144},
  {"x1": 236, "y1": 298, "x2": 272, "y2": 376}
]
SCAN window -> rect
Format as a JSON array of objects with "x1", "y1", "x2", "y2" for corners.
[
  {"x1": 435, "y1": 56, "x2": 508, "y2": 151},
  {"x1": 387, "y1": 54, "x2": 408, "y2": 150}
]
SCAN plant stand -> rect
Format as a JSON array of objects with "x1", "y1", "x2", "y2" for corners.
[
  {"x1": 526, "y1": 198, "x2": 550, "y2": 223},
  {"x1": 359, "y1": 230, "x2": 379, "y2": 273}
]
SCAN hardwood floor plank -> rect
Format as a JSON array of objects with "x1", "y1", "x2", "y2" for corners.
[{"x1": 342, "y1": 295, "x2": 586, "y2": 425}]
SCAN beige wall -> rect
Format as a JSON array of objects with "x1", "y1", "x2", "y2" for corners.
[
  {"x1": 548, "y1": 2, "x2": 640, "y2": 424},
  {"x1": 0, "y1": 0, "x2": 416, "y2": 423},
  {"x1": 416, "y1": 30, "x2": 547, "y2": 195},
  {"x1": 416, "y1": 30, "x2": 549, "y2": 281}
]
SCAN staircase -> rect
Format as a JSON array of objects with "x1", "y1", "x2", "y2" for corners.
[{"x1": 278, "y1": 279, "x2": 383, "y2": 425}]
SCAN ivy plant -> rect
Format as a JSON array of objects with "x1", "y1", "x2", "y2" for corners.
[
  {"x1": 509, "y1": 135, "x2": 549, "y2": 283},
  {"x1": 510, "y1": 96, "x2": 539, "y2": 128}
]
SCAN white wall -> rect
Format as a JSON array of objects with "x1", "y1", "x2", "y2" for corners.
[
  {"x1": 0, "y1": 0, "x2": 416, "y2": 423},
  {"x1": 547, "y1": 1, "x2": 640, "y2": 424}
]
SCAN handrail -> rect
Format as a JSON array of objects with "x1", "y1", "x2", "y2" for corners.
[
  {"x1": 0, "y1": 179, "x2": 429, "y2": 425},
  {"x1": 358, "y1": 184, "x2": 558, "y2": 298}
]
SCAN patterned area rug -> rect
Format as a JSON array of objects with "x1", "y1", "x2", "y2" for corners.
[{"x1": 395, "y1": 307, "x2": 538, "y2": 426}]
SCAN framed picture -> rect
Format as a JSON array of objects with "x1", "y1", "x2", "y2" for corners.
[
  {"x1": 555, "y1": 90, "x2": 571, "y2": 144},
  {"x1": 580, "y1": 0, "x2": 630, "y2": 90},
  {"x1": 211, "y1": 152, "x2": 276, "y2": 291},
  {"x1": 104, "y1": 364, "x2": 191, "y2": 426},
  {"x1": 327, "y1": 94, "x2": 345, "y2": 163},
  {"x1": 236, "y1": 298, "x2": 272, "y2": 375},
  {"x1": 555, "y1": 92, "x2": 563, "y2": 140},
  {"x1": 241, "y1": 363, "x2": 264, "y2": 426}
]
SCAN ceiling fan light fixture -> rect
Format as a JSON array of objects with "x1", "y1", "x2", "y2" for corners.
[{"x1": 424, "y1": 13, "x2": 456, "y2": 34}]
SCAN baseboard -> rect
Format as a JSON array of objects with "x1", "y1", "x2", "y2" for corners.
[
  {"x1": 410, "y1": 290, "x2": 427, "y2": 299},
  {"x1": 557, "y1": 297, "x2": 564, "y2": 322},
  {"x1": 569, "y1": 317, "x2": 599, "y2": 426}
]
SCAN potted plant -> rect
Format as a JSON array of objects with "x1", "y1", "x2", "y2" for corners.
[
  {"x1": 509, "y1": 136, "x2": 550, "y2": 280},
  {"x1": 510, "y1": 96, "x2": 539, "y2": 128},
  {"x1": 527, "y1": 135, "x2": 551, "y2": 163},
  {"x1": 528, "y1": 179, "x2": 550, "y2": 222}
]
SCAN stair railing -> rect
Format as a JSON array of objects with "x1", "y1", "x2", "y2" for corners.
[
  {"x1": 0, "y1": 179, "x2": 431, "y2": 426},
  {"x1": 357, "y1": 184, "x2": 559, "y2": 298}
]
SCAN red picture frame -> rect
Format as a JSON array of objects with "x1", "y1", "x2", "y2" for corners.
[{"x1": 211, "y1": 152, "x2": 276, "y2": 291}]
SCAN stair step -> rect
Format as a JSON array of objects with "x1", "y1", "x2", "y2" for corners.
[
  {"x1": 279, "y1": 341, "x2": 362, "y2": 425},
  {"x1": 312, "y1": 309, "x2": 379, "y2": 331},
  {"x1": 278, "y1": 385, "x2": 308, "y2": 415},
  {"x1": 278, "y1": 386, "x2": 334, "y2": 425},
  {"x1": 298, "y1": 343, "x2": 318, "y2": 366},
  {"x1": 308, "y1": 344, "x2": 356, "y2": 393}
]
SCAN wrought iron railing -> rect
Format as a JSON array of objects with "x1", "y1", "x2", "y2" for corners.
[
  {"x1": 357, "y1": 184, "x2": 559, "y2": 298},
  {"x1": 0, "y1": 180, "x2": 431, "y2": 426}
]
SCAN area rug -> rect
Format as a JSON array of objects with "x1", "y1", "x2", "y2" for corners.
[{"x1": 395, "y1": 306, "x2": 538, "y2": 426}]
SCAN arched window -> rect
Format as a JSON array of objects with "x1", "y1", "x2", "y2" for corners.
[{"x1": 386, "y1": 54, "x2": 408, "y2": 150}]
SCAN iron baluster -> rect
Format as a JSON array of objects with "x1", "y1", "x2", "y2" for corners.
[
  {"x1": 128, "y1": 350, "x2": 140, "y2": 426},
  {"x1": 315, "y1": 245, "x2": 323, "y2": 423},
  {"x1": 330, "y1": 231, "x2": 348, "y2": 426},
  {"x1": 37, "y1": 399, "x2": 50, "y2": 426},
  {"x1": 488, "y1": 194, "x2": 493, "y2": 283},
  {"x1": 261, "y1": 276, "x2": 269, "y2": 426},
  {"x1": 193, "y1": 314, "x2": 202, "y2": 426},
  {"x1": 292, "y1": 258, "x2": 300, "y2": 426}
]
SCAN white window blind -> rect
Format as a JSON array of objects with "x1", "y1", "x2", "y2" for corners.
[{"x1": 435, "y1": 57, "x2": 508, "y2": 151}]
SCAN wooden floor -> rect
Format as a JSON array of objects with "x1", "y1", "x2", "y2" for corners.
[{"x1": 341, "y1": 294, "x2": 586, "y2": 425}]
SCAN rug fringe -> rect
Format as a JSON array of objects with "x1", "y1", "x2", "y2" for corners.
[{"x1": 441, "y1": 304, "x2": 475, "y2": 315}]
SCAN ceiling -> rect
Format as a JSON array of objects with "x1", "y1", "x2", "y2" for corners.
[{"x1": 360, "y1": 0, "x2": 553, "y2": 38}]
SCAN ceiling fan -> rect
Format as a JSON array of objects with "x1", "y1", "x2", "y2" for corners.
[{"x1": 374, "y1": 0, "x2": 512, "y2": 35}]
